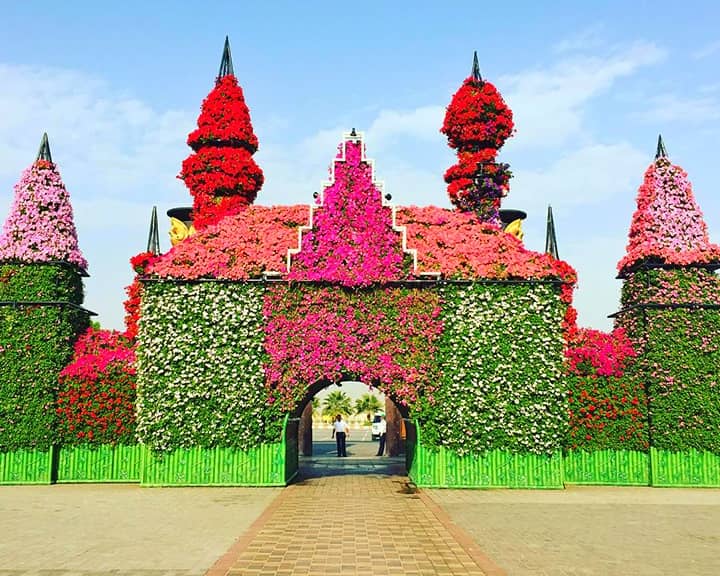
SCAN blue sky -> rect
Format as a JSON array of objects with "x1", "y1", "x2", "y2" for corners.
[{"x1": 1, "y1": 1, "x2": 718, "y2": 331}]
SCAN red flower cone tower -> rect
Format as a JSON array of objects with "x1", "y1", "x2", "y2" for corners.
[
  {"x1": 180, "y1": 36, "x2": 264, "y2": 229},
  {"x1": 441, "y1": 52, "x2": 514, "y2": 224}
]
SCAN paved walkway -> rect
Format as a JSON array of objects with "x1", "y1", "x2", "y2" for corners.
[
  {"x1": 209, "y1": 461, "x2": 496, "y2": 576},
  {"x1": 429, "y1": 486, "x2": 720, "y2": 576},
  {"x1": 3, "y1": 456, "x2": 720, "y2": 575}
]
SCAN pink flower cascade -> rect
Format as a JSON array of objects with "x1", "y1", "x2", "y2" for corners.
[
  {"x1": 0, "y1": 160, "x2": 87, "y2": 270},
  {"x1": 565, "y1": 328, "x2": 636, "y2": 378},
  {"x1": 397, "y1": 206, "x2": 575, "y2": 282},
  {"x1": 264, "y1": 287, "x2": 442, "y2": 410},
  {"x1": 148, "y1": 205, "x2": 309, "y2": 279},
  {"x1": 618, "y1": 157, "x2": 720, "y2": 273},
  {"x1": 60, "y1": 328, "x2": 136, "y2": 381},
  {"x1": 287, "y1": 140, "x2": 405, "y2": 286}
]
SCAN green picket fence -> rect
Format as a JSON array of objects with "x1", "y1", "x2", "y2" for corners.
[
  {"x1": 407, "y1": 422, "x2": 563, "y2": 488},
  {"x1": 56, "y1": 444, "x2": 143, "y2": 483},
  {"x1": 141, "y1": 443, "x2": 285, "y2": 486},
  {"x1": 141, "y1": 416, "x2": 290, "y2": 486},
  {"x1": 563, "y1": 450, "x2": 649, "y2": 486},
  {"x1": 0, "y1": 448, "x2": 54, "y2": 485},
  {"x1": 651, "y1": 448, "x2": 720, "y2": 487}
]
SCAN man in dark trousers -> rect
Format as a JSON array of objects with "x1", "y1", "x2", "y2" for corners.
[
  {"x1": 332, "y1": 414, "x2": 349, "y2": 457},
  {"x1": 376, "y1": 415, "x2": 387, "y2": 456}
]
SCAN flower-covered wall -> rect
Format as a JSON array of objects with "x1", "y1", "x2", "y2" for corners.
[
  {"x1": 136, "y1": 133, "x2": 574, "y2": 457},
  {"x1": 137, "y1": 282, "x2": 283, "y2": 453},
  {"x1": 420, "y1": 282, "x2": 567, "y2": 456}
]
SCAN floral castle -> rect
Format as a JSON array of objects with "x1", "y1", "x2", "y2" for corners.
[{"x1": 1, "y1": 39, "x2": 719, "y2": 488}]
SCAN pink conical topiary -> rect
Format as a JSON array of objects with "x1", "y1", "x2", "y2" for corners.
[
  {"x1": 287, "y1": 134, "x2": 406, "y2": 286},
  {"x1": 618, "y1": 138, "x2": 720, "y2": 274},
  {"x1": 0, "y1": 134, "x2": 87, "y2": 271}
]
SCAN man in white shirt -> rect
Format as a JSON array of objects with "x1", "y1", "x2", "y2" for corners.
[
  {"x1": 376, "y1": 416, "x2": 387, "y2": 456},
  {"x1": 331, "y1": 414, "x2": 350, "y2": 457}
]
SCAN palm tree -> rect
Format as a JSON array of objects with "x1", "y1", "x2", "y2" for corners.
[
  {"x1": 355, "y1": 393, "x2": 382, "y2": 420},
  {"x1": 323, "y1": 390, "x2": 352, "y2": 419},
  {"x1": 311, "y1": 397, "x2": 320, "y2": 419}
]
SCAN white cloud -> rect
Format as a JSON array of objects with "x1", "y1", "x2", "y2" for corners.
[
  {"x1": 510, "y1": 142, "x2": 647, "y2": 213},
  {"x1": 0, "y1": 63, "x2": 196, "y2": 330},
  {"x1": 501, "y1": 42, "x2": 665, "y2": 151},
  {"x1": 692, "y1": 40, "x2": 720, "y2": 60},
  {"x1": 639, "y1": 93, "x2": 720, "y2": 123}
]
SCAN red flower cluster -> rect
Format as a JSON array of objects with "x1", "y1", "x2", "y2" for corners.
[
  {"x1": 187, "y1": 75, "x2": 259, "y2": 152},
  {"x1": 565, "y1": 328, "x2": 647, "y2": 450},
  {"x1": 441, "y1": 76, "x2": 515, "y2": 221},
  {"x1": 56, "y1": 329, "x2": 136, "y2": 446},
  {"x1": 181, "y1": 74, "x2": 263, "y2": 229},
  {"x1": 180, "y1": 147, "x2": 263, "y2": 228},
  {"x1": 441, "y1": 78, "x2": 514, "y2": 150}
]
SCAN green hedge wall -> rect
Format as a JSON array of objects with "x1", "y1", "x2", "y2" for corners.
[
  {"x1": 137, "y1": 281, "x2": 282, "y2": 453},
  {"x1": 419, "y1": 282, "x2": 567, "y2": 455},
  {"x1": 617, "y1": 268, "x2": 720, "y2": 453},
  {"x1": 0, "y1": 262, "x2": 83, "y2": 304},
  {"x1": 0, "y1": 263, "x2": 88, "y2": 451}
]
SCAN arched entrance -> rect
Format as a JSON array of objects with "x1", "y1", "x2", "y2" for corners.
[{"x1": 285, "y1": 379, "x2": 411, "y2": 480}]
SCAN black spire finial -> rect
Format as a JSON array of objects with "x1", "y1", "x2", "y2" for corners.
[
  {"x1": 36, "y1": 132, "x2": 53, "y2": 163},
  {"x1": 217, "y1": 35, "x2": 234, "y2": 81},
  {"x1": 146, "y1": 206, "x2": 160, "y2": 256},
  {"x1": 350, "y1": 127, "x2": 357, "y2": 137},
  {"x1": 545, "y1": 205, "x2": 559, "y2": 260},
  {"x1": 471, "y1": 51, "x2": 482, "y2": 83},
  {"x1": 655, "y1": 134, "x2": 668, "y2": 159}
]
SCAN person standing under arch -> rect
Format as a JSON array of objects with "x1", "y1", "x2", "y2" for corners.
[
  {"x1": 376, "y1": 415, "x2": 387, "y2": 456},
  {"x1": 332, "y1": 414, "x2": 349, "y2": 457}
]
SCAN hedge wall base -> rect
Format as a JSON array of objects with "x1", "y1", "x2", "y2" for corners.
[
  {"x1": 651, "y1": 448, "x2": 720, "y2": 487},
  {"x1": 409, "y1": 444, "x2": 564, "y2": 489},
  {"x1": 0, "y1": 448, "x2": 54, "y2": 485},
  {"x1": 56, "y1": 445, "x2": 143, "y2": 483},
  {"x1": 140, "y1": 445, "x2": 286, "y2": 486},
  {"x1": 563, "y1": 450, "x2": 649, "y2": 486}
]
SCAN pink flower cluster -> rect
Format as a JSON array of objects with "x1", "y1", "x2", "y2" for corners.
[
  {"x1": 60, "y1": 328, "x2": 135, "y2": 381},
  {"x1": 0, "y1": 160, "x2": 87, "y2": 270},
  {"x1": 396, "y1": 206, "x2": 575, "y2": 281},
  {"x1": 263, "y1": 286, "x2": 442, "y2": 409},
  {"x1": 148, "y1": 205, "x2": 309, "y2": 279},
  {"x1": 565, "y1": 328, "x2": 636, "y2": 378},
  {"x1": 287, "y1": 141, "x2": 405, "y2": 286},
  {"x1": 619, "y1": 157, "x2": 720, "y2": 273}
]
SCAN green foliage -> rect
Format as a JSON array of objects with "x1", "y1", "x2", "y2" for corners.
[
  {"x1": 643, "y1": 308, "x2": 720, "y2": 452},
  {"x1": 322, "y1": 390, "x2": 353, "y2": 417},
  {"x1": 419, "y1": 283, "x2": 567, "y2": 456},
  {"x1": 617, "y1": 268, "x2": 720, "y2": 454},
  {"x1": 0, "y1": 305, "x2": 88, "y2": 451},
  {"x1": 0, "y1": 263, "x2": 83, "y2": 304},
  {"x1": 355, "y1": 393, "x2": 382, "y2": 417},
  {"x1": 136, "y1": 282, "x2": 283, "y2": 453},
  {"x1": 0, "y1": 263, "x2": 88, "y2": 452}
]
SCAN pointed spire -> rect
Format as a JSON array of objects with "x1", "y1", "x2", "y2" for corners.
[
  {"x1": 655, "y1": 134, "x2": 668, "y2": 159},
  {"x1": 471, "y1": 51, "x2": 482, "y2": 84},
  {"x1": 36, "y1": 132, "x2": 53, "y2": 163},
  {"x1": 545, "y1": 205, "x2": 559, "y2": 259},
  {"x1": 217, "y1": 35, "x2": 234, "y2": 81},
  {"x1": 146, "y1": 206, "x2": 160, "y2": 256}
]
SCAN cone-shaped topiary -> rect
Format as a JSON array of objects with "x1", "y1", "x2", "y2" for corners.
[
  {"x1": 618, "y1": 152, "x2": 720, "y2": 274},
  {"x1": 180, "y1": 39, "x2": 264, "y2": 230},
  {"x1": 441, "y1": 53, "x2": 514, "y2": 223},
  {"x1": 0, "y1": 141, "x2": 87, "y2": 271}
]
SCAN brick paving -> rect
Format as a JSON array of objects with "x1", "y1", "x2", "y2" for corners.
[
  {"x1": 428, "y1": 486, "x2": 720, "y2": 576},
  {"x1": 209, "y1": 464, "x2": 499, "y2": 576}
]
